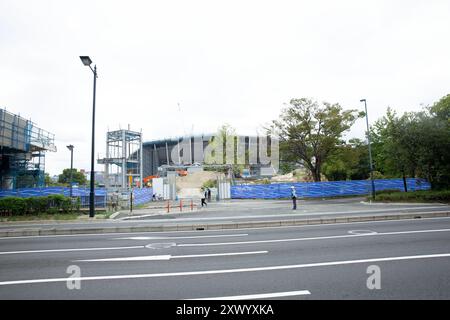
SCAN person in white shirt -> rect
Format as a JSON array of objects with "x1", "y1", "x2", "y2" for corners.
[{"x1": 291, "y1": 186, "x2": 297, "y2": 210}]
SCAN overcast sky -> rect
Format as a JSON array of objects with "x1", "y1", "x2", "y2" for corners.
[{"x1": 1, "y1": 0, "x2": 449, "y2": 176}]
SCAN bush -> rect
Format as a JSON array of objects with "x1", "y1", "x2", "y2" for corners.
[
  {"x1": 25, "y1": 197, "x2": 49, "y2": 214},
  {"x1": 375, "y1": 189, "x2": 403, "y2": 195},
  {"x1": 0, "y1": 197, "x2": 27, "y2": 215},
  {"x1": 0, "y1": 195, "x2": 81, "y2": 216},
  {"x1": 374, "y1": 190, "x2": 450, "y2": 203},
  {"x1": 202, "y1": 179, "x2": 217, "y2": 189}
]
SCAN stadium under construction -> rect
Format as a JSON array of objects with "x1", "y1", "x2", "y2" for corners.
[
  {"x1": 141, "y1": 135, "x2": 278, "y2": 178},
  {"x1": 96, "y1": 128, "x2": 278, "y2": 191}
]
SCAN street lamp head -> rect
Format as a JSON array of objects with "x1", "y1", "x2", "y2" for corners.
[
  {"x1": 360, "y1": 99, "x2": 366, "y2": 102},
  {"x1": 80, "y1": 56, "x2": 93, "y2": 66},
  {"x1": 66, "y1": 145, "x2": 74, "y2": 151}
]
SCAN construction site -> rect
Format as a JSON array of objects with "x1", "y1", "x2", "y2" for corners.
[
  {"x1": 0, "y1": 108, "x2": 56, "y2": 189},
  {"x1": 0, "y1": 112, "x2": 280, "y2": 206}
]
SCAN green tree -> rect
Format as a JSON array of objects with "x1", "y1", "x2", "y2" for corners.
[
  {"x1": 430, "y1": 93, "x2": 450, "y2": 122},
  {"x1": 270, "y1": 98, "x2": 364, "y2": 181},
  {"x1": 204, "y1": 124, "x2": 245, "y2": 177},
  {"x1": 58, "y1": 168, "x2": 87, "y2": 186},
  {"x1": 322, "y1": 138, "x2": 370, "y2": 181},
  {"x1": 371, "y1": 108, "x2": 421, "y2": 179},
  {"x1": 372, "y1": 96, "x2": 450, "y2": 189},
  {"x1": 45, "y1": 173, "x2": 51, "y2": 186}
]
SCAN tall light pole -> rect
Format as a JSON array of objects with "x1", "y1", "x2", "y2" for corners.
[
  {"x1": 66, "y1": 145, "x2": 74, "y2": 198},
  {"x1": 360, "y1": 99, "x2": 376, "y2": 200},
  {"x1": 80, "y1": 56, "x2": 97, "y2": 218}
]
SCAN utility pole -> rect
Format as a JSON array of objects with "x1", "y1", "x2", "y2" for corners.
[
  {"x1": 360, "y1": 99, "x2": 376, "y2": 200},
  {"x1": 80, "y1": 56, "x2": 98, "y2": 217},
  {"x1": 66, "y1": 145, "x2": 74, "y2": 198}
]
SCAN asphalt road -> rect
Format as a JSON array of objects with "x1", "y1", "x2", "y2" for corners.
[
  {"x1": 1, "y1": 197, "x2": 449, "y2": 231},
  {"x1": 1, "y1": 217, "x2": 449, "y2": 299}
]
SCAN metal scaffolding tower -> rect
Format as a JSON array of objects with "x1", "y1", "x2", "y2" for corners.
[
  {"x1": 0, "y1": 108, "x2": 56, "y2": 189},
  {"x1": 98, "y1": 128, "x2": 143, "y2": 191}
]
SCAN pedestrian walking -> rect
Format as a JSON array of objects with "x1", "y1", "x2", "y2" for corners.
[
  {"x1": 201, "y1": 188, "x2": 208, "y2": 207},
  {"x1": 291, "y1": 186, "x2": 297, "y2": 210},
  {"x1": 207, "y1": 188, "x2": 211, "y2": 202}
]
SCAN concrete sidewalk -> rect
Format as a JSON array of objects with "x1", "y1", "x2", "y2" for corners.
[{"x1": 0, "y1": 209, "x2": 449, "y2": 238}]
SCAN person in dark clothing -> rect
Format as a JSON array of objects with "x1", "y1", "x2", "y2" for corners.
[
  {"x1": 207, "y1": 188, "x2": 211, "y2": 202},
  {"x1": 201, "y1": 189, "x2": 208, "y2": 207},
  {"x1": 291, "y1": 186, "x2": 297, "y2": 210}
]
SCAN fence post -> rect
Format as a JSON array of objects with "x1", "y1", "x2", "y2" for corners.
[
  {"x1": 180, "y1": 199, "x2": 183, "y2": 212},
  {"x1": 167, "y1": 200, "x2": 170, "y2": 213},
  {"x1": 191, "y1": 199, "x2": 193, "y2": 211}
]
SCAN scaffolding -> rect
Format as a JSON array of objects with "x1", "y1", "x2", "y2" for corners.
[
  {"x1": 0, "y1": 108, "x2": 56, "y2": 189},
  {"x1": 98, "y1": 128, "x2": 143, "y2": 191}
]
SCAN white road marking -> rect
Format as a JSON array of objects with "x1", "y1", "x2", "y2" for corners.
[
  {"x1": 145, "y1": 243, "x2": 176, "y2": 249},
  {"x1": 113, "y1": 234, "x2": 248, "y2": 240},
  {"x1": 348, "y1": 230, "x2": 378, "y2": 235},
  {"x1": 0, "y1": 245, "x2": 145, "y2": 255},
  {"x1": 1, "y1": 227, "x2": 449, "y2": 256},
  {"x1": 188, "y1": 290, "x2": 311, "y2": 300},
  {"x1": 0, "y1": 252, "x2": 449, "y2": 286},
  {"x1": 75, "y1": 251, "x2": 268, "y2": 262},
  {"x1": 177, "y1": 228, "x2": 450, "y2": 247},
  {"x1": 76, "y1": 255, "x2": 172, "y2": 262},
  {"x1": 1, "y1": 216, "x2": 449, "y2": 241}
]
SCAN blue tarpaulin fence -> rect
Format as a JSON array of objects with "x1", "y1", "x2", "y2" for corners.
[
  {"x1": 0, "y1": 187, "x2": 154, "y2": 208},
  {"x1": 231, "y1": 178, "x2": 431, "y2": 199},
  {"x1": 0, "y1": 187, "x2": 107, "y2": 207},
  {"x1": 132, "y1": 188, "x2": 153, "y2": 206}
]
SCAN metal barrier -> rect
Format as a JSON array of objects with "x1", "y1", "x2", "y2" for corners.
[{"x1": 165, "y1": 198, "x2": 198, "y2": 213}]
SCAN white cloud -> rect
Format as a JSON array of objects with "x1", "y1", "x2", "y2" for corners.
[{"x1": 1, "y1": 0, "x2": 449, "y2": 175}]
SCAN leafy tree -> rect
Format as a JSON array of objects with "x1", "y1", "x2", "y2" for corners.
[
  {"x1": 204, "y1": 124, "x2": 245, "y2": 177},
  {"x1": 322, "y1": 138, "x2": 370, "y2": 181},
  {"x1": 430, "y1": 94, "x2": 450, "y2": 122},
  {"x1": 371, "y1": 96, "x2": 450, "y2": 189},
  {"x1": 371, "y1": 108, "x2": 421, "y2": 179},
  {"x1": 45, "y1": 173, "x2": 52, "y2": 186},
  {"x1": 269, "y1": 98, "x2": 364, "y2": 181},
  {"x1": 58, "y1": 168, "x2": 87, "y2": 186},
  {"x1": 278, "y1": 160, "x2": 297, "y2": 175}
]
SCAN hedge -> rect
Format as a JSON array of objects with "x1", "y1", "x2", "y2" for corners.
[
  {"x1": 0, "y1": 195, "x2": 81, "y2": 216},
  {"x1": 374, "y1": 190, "x2": 450, "y2": 203}
]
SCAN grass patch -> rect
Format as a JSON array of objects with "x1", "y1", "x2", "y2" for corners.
[
  {"x1": 0, "y1": 212, "x2": 82, "y2": 222},
  {"x1": 0, "y1": 210, "x2": 112, "y2": 222},
  {"x1": 371, "y1": 190, "x2": 450, "y2": 204}
]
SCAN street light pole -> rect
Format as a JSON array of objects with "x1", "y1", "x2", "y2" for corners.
[
  {"x1": 66, "y1": 145, "x2": 74, "y2": 198},
  {"x1": 360, "y1": 99, "x2": 376, "y2": 200},
  {"x1": 80, "y1": 56, "x2": 98, "y2": 218}
]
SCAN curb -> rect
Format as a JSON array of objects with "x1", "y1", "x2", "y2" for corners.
[{"x1": 0, "y1": 211, "x2": 449, "y2": 238}]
